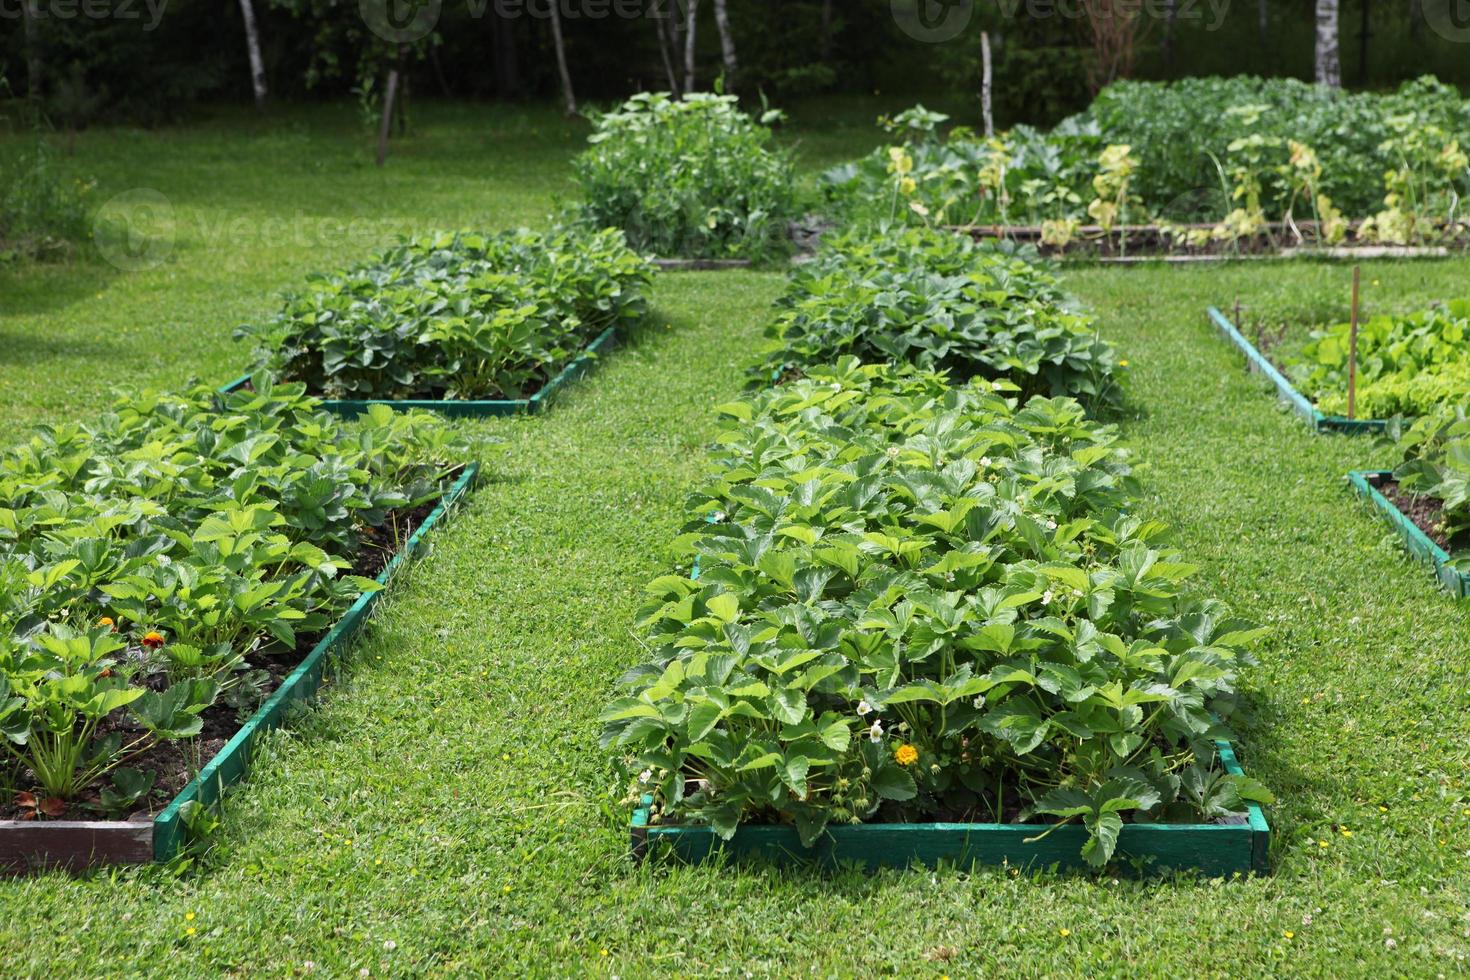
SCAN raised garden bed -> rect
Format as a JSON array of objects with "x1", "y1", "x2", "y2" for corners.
[
  {"x1": 0, "y1": 463, "x2": 479, "y2": 873},
  {"x1": 953, "y1": 221, "x2": 1467, "y2": 261},
  {"x1": 631, "y1": 739, "x2": 1269, "y2": 876},
  {"x1": 221, "y1": 327, "x2": 617, "y2": 418},
  {"x1": 1207, "y1": 306, "x2": 1384, "y2": 434},
  {"x1": 1347, "y1": 470, "x2": 1469, "y2": 598}
]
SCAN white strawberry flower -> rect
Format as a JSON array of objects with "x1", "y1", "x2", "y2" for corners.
[
  {"x1": 856, "y1": 699, "x2": 873, "y2": 716},
  {"x1": 868, "y1": 719, "x2": 884, "y2": 742}
]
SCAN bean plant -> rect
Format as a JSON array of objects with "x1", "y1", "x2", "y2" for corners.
[
  {"x1": 238, "y1": 228, "x2": 654, "y2": 400},
  {"x1": 0, "y1": 379, "x2": 466, "y2": 814},
  {"x1": 570, "y1": 93, "x2": 798, "y2": 261},
  {"x1": 603, "y1": 360, "x2": 1270, "y2": 866}
]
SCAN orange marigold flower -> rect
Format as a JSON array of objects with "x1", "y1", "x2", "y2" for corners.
[
  {"x1": 98, "y1": 617, "x2": 115, "y2": 628},
  {"x1": 895, "y1": 744, "x2": 919, "y2": 766},
  {"x1": 142, "y1": 631, "x2": 166, "y2": 650}
]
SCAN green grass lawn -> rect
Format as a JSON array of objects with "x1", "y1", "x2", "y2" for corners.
[{"x1": 2, "y1": 105, "x2": 1470, "y2": 975}]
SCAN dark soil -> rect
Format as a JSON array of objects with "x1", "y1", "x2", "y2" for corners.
[
  {"x1": 1, "y1": 497, "x2": 442, "y2": 824},
  {"x1": 1372, "y1": 475, "x2": 1458, "y2": 551}
]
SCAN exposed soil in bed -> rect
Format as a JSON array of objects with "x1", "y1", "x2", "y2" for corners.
[
  {"x1": 1, "y1": 498, "x2": 440, "y2": 824},
  {"x1": 1373, "y1": 476, "x2": 1458, "y2": 551}
]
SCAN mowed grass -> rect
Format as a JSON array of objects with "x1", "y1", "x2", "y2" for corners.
[{"x1": 0, "y1": 107, "x2": 1469, "y2": 974}]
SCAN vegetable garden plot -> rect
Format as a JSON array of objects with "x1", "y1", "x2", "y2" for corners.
[
  {"x1": 0, "y1": 382, "x2": 476, "y2": 872},
  {"x1": 1346, "y1": 472, "x2": 1469, "y2": 598},
  {"x1": 1207, "y1": 306, "x2": 1383, "y2": 434},
  {"x1": 603, "y1": 360, "x2": 1275, "y2": 876},
  {"x1": 221, "y1": 324, "x2": 618, "y2": 418},
  {"x1": 234, "y1": 228, "x2": 654, "y2": 411},
  {"x1": 631, "y1": 741, "x2": 1268, "y2": 875}
]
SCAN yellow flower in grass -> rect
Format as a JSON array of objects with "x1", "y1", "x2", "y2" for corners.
[{"x1": 895, "y1": 744, "x2": 919, "y2": 767}]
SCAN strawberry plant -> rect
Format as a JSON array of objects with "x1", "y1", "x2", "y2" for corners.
[
  {"x1": 237, "y1": 228, "x2": 654, "y2": 401},
  {"x1": 757, "y1": 226, "x2": 1122, "y2": 407},
  {"x1": 570, "y1": 93, "x2": 797, "y2": 261},
  {"x1": 0, "y1": 378, "x2": 467, "y2": 816},
  {"x1": 603, "y1": 360, "x2": 1269, "y2": 867}
]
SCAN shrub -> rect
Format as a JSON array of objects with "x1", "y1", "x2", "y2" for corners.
[
  {"x1": 0, "y1": 379, "x2": 466, "y2": 811},
  {"x1": 601, "y1": 360, "x2": 1268, "y2": 865},
  {"x1": 237, "y1": 227, "x2": 654, "y2": 401},
  {"x1": 757, "y1": 226, "x2": 1122, "y2": 406},
  {"x1": 571, "y1": 93, "x2": 797, "y2": 261}
]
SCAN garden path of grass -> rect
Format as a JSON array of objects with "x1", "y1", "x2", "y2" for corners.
[{"x1": 0, "y1": 107, "x2": 1468, "y2": 976}]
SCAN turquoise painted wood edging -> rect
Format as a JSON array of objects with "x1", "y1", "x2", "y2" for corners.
[
  {"x1": 1207, "y1": 307, "x2": 1384, "y2": 435},
  {"x1": 151, "y1": 463, "x2": 480, "y2": 861},
  {"x1": 220, "y1": 326, "x2": 617, "y2": 418},
  {"x1": 1347, "y1": 470, "x2": 1469, "y2": 598},
  {"x1": 631, "y1": 740, "x2": 1269, "y2": 876}
]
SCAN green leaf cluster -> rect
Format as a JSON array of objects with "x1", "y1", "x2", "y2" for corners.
[
  {"x1": 0, "y1": 377, "x2": 467, "y2": 806},
  {"x1": 237, "y1": 227, "x2": 654, "y2": 401},
  {"x1": 571, "y1": 93, "x2": 798, "y2": 261},
  {"x1": 603, "y1": 359, "x2": 1268, "y2": 866},
  {"x1": 757, "y1": 226, "x2": 1122, "y2": 407}
]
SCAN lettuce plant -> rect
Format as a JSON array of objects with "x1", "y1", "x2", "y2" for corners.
[
  {"x1": 1292, "y1": 300, "x2": 1470, "y2": 417},
  {"x1": 757, "y1": 226, "x2": 1122, "y2": 407},
  {"x1": 237, "y1": 228, "x2": 654, "y2": 400},
  {"x1": 0, "y1": 378, "x2": 467, "y2": 812},
  {"x1": 602, "y1": 360, "x2": 1269, "y2": 866},
  {"x1": 571, "y1": 93, "x2": 797, "y2": 261}
]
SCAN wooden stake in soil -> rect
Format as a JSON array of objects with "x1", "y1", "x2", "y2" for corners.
[{"x1": 1348, "y1": 265, "x2": 1361, "y2": 420}]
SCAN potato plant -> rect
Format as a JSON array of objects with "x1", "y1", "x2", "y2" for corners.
[
  {"x1": 570, "y1": 93, "x2": 798, "y2": 261},
  {"x1": 237, "y1": 228, "x2": 654, "y2": 401},
  {"x1": 758, "y1": 226, "x2": 1122, "y2": 407},
  {"x1": 602, "y1": 360, "x2": 1270, "y2": 866},
  {"x1": 0, "y1": 378, "x2": 466, "y2": 815}
]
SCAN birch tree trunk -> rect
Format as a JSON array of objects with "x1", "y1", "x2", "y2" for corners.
[
  {"x1": 237, "y1": 0, "x2": 268, "y2": 110},
  {"x1": 376, "y1": 49, "x2": 404, "y2": 167},
  {"x1": 980, "y1": 31, "x2": 993, "y2": 138},
  {"x1": 654, "y1": 14, "x2": 681, "y2": 96},
  {"x1": 683, "y1": 0, "x2": 701, "y2": 95},
  {"x1": 711, "y1": 0, "x2": 737, "y2": 91},
  {"x1": 548, "y1": 0, "x2": 578, "y2": 115},
  {"x1": 1314, "y1": 0, "x2": 1341, "y2": 88}
]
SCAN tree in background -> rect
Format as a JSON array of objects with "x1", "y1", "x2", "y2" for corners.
[{"x1": 1316, "y1": 0, "x2": 1342, "y2": 87}]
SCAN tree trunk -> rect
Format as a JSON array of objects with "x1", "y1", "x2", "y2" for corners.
[
  {"x1": 237, "y1": 0, "x2": 268, "y2": 111},
  {"x1": 820, "y1": 0, "x2": 834, "y2": 62},
  {"x1": 711, "y1": 0, "x2": 737, "y2": 91},
  {"x1": 980, "y1": 31, "x2": 993, "y2": 138},
  {"x1": 1314, "y1": 0, "x2": 1341, "y2": 88},
  {"x1": 1257, "y1": 0, "x2": 1268, "y2": 47},
  {"x1": 492, "y1": 12, "x2": 520, "y2": 98},
  {"x1": 1162, "y1": 0, "x2": 1177, "y2": 73},
  {"x1": 683, "y1": 0, "x2": 701, "y2": 95},
  {"x1": 1356, "y1": 0, "x2": 1371, "y2": 86},
  {"x1": 548, "y1": 0, "x2": 578, "y2": 115},
  {"x1": 654, "y1": 13, "x2": 681, "y2": 96},
  {"x1": 377, "y1": 50, "x2": 403, "y2": 167},
  {"x1": 22, "y1": 0, "x2": 42, "y2": 104}
]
